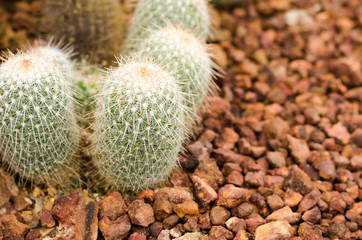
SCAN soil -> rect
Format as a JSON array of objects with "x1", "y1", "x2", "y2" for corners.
[{"x1": 0, "y1": 0, "x2": 361, "y2": 239}]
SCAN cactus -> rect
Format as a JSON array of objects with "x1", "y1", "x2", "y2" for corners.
[
  {"x1": 125, "y1": 0, "x2": 210, "y2": 53},
  {"x1": 42, "y1": 0, "x2": 124, "y2": 63},
  {"x1": 139, "y1": 27, "x2": 216, "y2": 127},
  {"x1": 92, "y1": 59, "x2": 187, "y2": 191},
  {"x1": 0, "y1": 51, "x2": 80, "y2": 186}
]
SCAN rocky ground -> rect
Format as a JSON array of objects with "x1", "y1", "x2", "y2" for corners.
[{"x1": 0, "y1": 0, "x2": 362, "y2": 239}]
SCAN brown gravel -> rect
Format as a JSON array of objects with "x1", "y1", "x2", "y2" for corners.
[{"x1": 1, "y1": 0, "x2": 362, "y2": 239}]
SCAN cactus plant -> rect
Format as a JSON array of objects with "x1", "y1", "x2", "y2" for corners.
[
  {"x1": 92, "y1": 58, "x2": 187, "y2": 191},
  {"x1": 42, "y1": 0, "x2": 124, "y2": 63},
  {"x1": 125, "y1": 0, "x2": 210, "y2": 53},
  {"x1": 139, "y1": 27, "x2": 216, "y2": 127},
  {"x1": 0, "y1": 51, "x2": 80, "y2": 186}
]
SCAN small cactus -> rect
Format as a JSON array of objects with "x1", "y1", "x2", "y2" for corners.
[
  {"x1": 139, "y1": 27, "x2": 216, "y2": 127},
  {"x1": 92, "y1": 59, "x2": 186, "y2": 191},
  {"x1": 42, "y1": 0, "x2": 124, "y2": 62},
  {"x1": 0, "y1": 51, "x2": 80, "y2": 186},
  {"x1": 125, "y1": 0, "x2": 210, "y2": 53}
]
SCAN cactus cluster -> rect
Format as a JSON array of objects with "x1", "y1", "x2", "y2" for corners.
[
  {"x1": 0, "y1": 49, "x2": 79, "y2": 186},
  {"x1": 0, "y1": 0, "x2": 216, "y2": 191},
  {"x1": 124, "y1": 0, "x2": 210, "y2": 53},
  {"x1": 42, "y1": 0, "x2": 124, "y2": 62}
]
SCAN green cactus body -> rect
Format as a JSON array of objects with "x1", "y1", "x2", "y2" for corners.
[
  {"x1": 139, "y1": 27, "x2": 216, "y2": 127},
  {"x1": 42, "y1": 0, "x2": 124, "y2": 62},
  {"x1": 92, "y1": 59, "x2": 186, "y2": 191},
  {"x1": 125, "y1": 0, "x2": 210, "y2": 53},
  {"x1": 0, "y1": 52, "x2": 79, "y2": 186}
]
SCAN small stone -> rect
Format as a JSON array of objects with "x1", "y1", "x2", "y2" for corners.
[
  {"x1": 287, "y1": 134, "x2": 310, "y2": 164},
  {"x1": 329, "y1": 196, "x2": 346, "y2": 213},
  {"x1": 302, "y1": 206, "x2": 321, "y2": 224},
  {"x1": 209, "y1": 44, "x2": 228, "y2": 69},
  {"x1": 209, "y1": 226, "x2": 233, "y2": 240},
  {"x1": 150, "y1": 222, "x2": 163, "y2": 237},
  {"x1": 298, "y1": 222, "x2": 322, "y2": 240},
  {"x1": 266, "y1": 194, "x2": 284, "y2": 211},
  {"x1": 210, "y1": 206, "x2": 231, "y2": 225},
  {"x1": 266, "y1": 206, "x2": 301, "y2": 224},
  {"x1": 298, "y1": 190, "x2": 321, "y2": 213},
  {"x1": 0, "y1": 176, "x2": 11, "y2": 207},
  {"x1": 193, "y1": 158, "x2": 224, "y2": 190},
  {"x1": 174, "y1": 233, "x2": 204, "y2": 240},
  {"x1": 171, "y1": 171, "x2": 193, "y2": 189},
  {"x1": 99, "y1": 192, "x2": 127, "y2": 221},
  {"x1": 350, "y1": 155, "x2": 362, "y2": 170},
  {"x1": 12, "y1": 196, "x2": 32, "y2": 211},
  {"x1": 170, "y1": 227, "x2": 182, "y2": 238},
  {"x1": 0, "y1": 214, "x2": 30, "y2": 238},
  {"x1": 345, "y1": 202, "x2": 362, "y2": 223},
  {"x1": 128, "y1": 200, "x2": 155, "y2": 227},
  {"x1": 217, "y1": 184, "x2": 249, "y2": 208},
  {"x1": 245, "y1": 214, "x2": 266, "y2": 233},
  {"x1": 263, "y1": 117, "x2": 290, "y2": 140},
  {"x1": 313, "y1": 159, "x2": 336, "y2": 181},
  {"x1": 25, "y1": 229, "x2": 41, "y2": 240},
  {"x1": 99, "y1": 215, "x2": 131, "y2": 240},
  {"x1": 163, "y1": 214, "x2": 180, "y2": 229},
  {"x1": 173, "y1": 200, "x2": 199, "y2": 218},
  {"x1": 284, "y1": 165, "x2": 313, "y2": 195},
  {"x1": 245, "y1": 171, "x2": 265, "y2": 187},
  {"x1": 254, "y1": 221, "x2": 293, "y2": 240},
  {"x1": 226, "y1": 171, "x2": 244, "y2": 186},
  {"x1": 328, "y1": 222, "x2": 347, "y2": 239},
  {"x1": 225, "y1": 217, "x2": 246, "y2": 233},
  {"x1": 266, "y1": 151, "x2": 286, "y2": 168},
  {"x1": 183, "y1": 218, "x2": 199, "y2": 232},
  {"x1": 284, "y1": 188, "x2": 303, "y2": 207},
  {"x1": 232, "y1": 202, "x2": 254, "y2": 218},
  {"x1": 39, "y1": 209, "x2": 55, "y2": 228},
  {"x1": 157, "y1": 229, "x2": 170, "y2": 240},
  {"x1": 234, "y1": 229, "x2": 249, "y2": 240},
  {"x1": 215, "y1": 128, "x2": 239, "y2": 149},
  {"x1": 128, "y1": 232, "x2": 146, "y2": 240},
  {"x1": 198, "y1": 211, "x2": 211, "y2": 230},
  {"x1": 325, "y1": 123, "x2": 350, "y2": 144},
  {"x1": 191, "y1": 175, "x2": 217, "y2": 207}
]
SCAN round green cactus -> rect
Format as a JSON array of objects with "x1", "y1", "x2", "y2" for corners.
[
  {"x1": 92, "y1": 59, "x2": 187, "y2": 191},
  {"x1": 0, "y1": 51, "x2": 80, "y2": 186},
  {"x1": 125, "y1": 0, "x2": 210, "y2": 53},
  {"x1": 139, "y1": 27, "x2": 216, "y2": 127}
]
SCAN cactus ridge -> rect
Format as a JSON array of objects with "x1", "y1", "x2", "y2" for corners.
[
  {"x1": 91, "y1": 58, "x2": 187, "y2": 191},
  {"x1": 139, "y1": 27, "x2": 217, "y2": 127},
  {"x1": 0, "y1": 51, "x2": 80, "y2": 186},
  {"x1": 125, "y1": 0, "x2": 210, "y2": 53}
]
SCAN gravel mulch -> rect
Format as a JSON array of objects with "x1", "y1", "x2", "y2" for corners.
[{"x1": 0, "y1": 0, "x2": 362, "y2": 239}]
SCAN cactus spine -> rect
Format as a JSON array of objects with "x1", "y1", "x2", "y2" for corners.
[
  {"x1": 92, "y1": 59, "x2": 186, "y2": 191},
  {"x1": 125, "y1": 0, "x2": 210, "y2": 53},
  {"x1": 139, "y1": 27, "x2": 216, "y2": 127},
  {"x1": 0, "y1": 51, "x2": 80, "y2": 186},
  {"x1": 42, "y1": 0, "x2": 124, "y2": 62}
]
